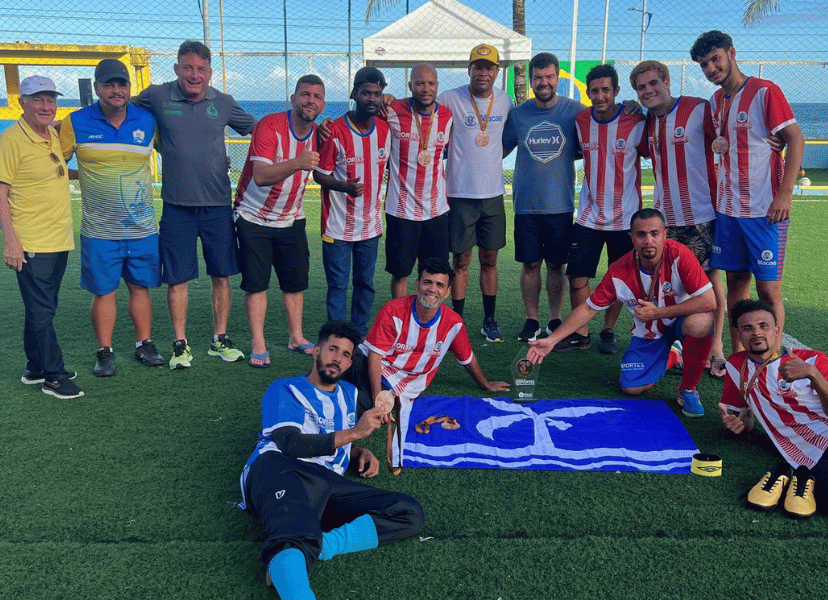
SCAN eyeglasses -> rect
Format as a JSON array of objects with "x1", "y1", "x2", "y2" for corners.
[{"x1": 49, "y1": 152, "x2": 66, "y2": 177}]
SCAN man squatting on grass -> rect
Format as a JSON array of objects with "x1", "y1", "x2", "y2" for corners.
[
  {"x1": 344, "y1": 258, "x2": 509, "y2": 465},
  {"x1": 720, "y1": 300, "x2": 828, "y2": 519},
  {"x1": 238, "y1": 320, "x2": 423, "y2": 600},
  {"x1": 527, "y1": 208, "x2": 716, "y2": 417}
]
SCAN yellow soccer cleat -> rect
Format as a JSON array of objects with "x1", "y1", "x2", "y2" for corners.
[
  {"x1": 747, "y1": 463, "x2": 791, "y2": 511},
  {"x1": 784, "y1": 465, "x2": 817, "y2": 519}
]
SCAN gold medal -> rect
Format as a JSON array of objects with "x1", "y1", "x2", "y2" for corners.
[
  {"x1": 470, "y1": 87, "x2": 495, "y2": 149},
  {"x1": 417, "y1": 150, "x2": 432, "y2": 166},
  {"x1": 711, "y1": 136, "x2": 728, "y2": 155},
  {"x1": 411, "y1": 98, "x2": 436, "y2": 168}
]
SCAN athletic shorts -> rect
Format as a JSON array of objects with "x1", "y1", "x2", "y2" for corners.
[
  {"x1": 514, "y1": 213, "x2": 573, "y2": 265},
  {"x1": 448, "y1": 196, "x2": 506, "y2": 254},
  {"x1": 618, "y1": 319, "x2": 684, "y2": 389},
  {"x1": 80, "y1": 234, "x2": 161, "y2": 296},
  {"x1": 566, "y1": 224, "x2": 633, "y2": 279},
  {"x1": 709, "y1": 213, "x2": 787, "y2": 281},
  {"x1": 667, "y1": 221, "x2": 715, "y2": 271},
  {"x1": 385, "y1": 212, "x2": 450, "y2": 279},
  {"x1": 235, "y1": 216, "x2": 309, "y2": 293},
  {"x1": 159, "y1": 203, "x2": 239, "y2": 285}
]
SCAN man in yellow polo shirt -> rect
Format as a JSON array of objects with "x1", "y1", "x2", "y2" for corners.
[{"x1": 0, "y1": 75, "x2": 83, "y2": 399}]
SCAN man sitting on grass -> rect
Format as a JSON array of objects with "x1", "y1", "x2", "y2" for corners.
[
  {"x1": 719, "y1": 299, "x2": 828, "y2": 519},
  {"x1": 238, "y1": 320, "x2": 423, "y2": 599},
  {"x1": 343, "y1": 257, "x2": 509, "y2": 468},
  {"x1": 527, "y1": 208, "x2": 716, "y2": 416}
]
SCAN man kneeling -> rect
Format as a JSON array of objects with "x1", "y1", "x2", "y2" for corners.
[
  {"x1": 528, "y1": 208, "x2": 716, "y2": 416},
  {"x1": 239, "y1": 320, "x2": 424, "y2": 599}
]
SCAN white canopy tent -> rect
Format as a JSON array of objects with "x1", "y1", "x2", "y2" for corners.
[{"x1": 362, "y1": 0, "x2": 532, "y2": 69}]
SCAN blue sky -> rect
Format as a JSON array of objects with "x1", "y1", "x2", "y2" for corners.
[{"x1": 1, "y1": 0, "x2": 826, "y2": 103}]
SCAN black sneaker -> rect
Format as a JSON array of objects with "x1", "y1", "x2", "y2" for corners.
[
  {"x1": 517, "y1": 319, "x2": 542, "y2": 342},
  {"x1": 94, "y1": 347, "x2": 116, "y2": 377},
  {"x1": 546, "y1": 318, "x2": 562, "y2": 336},
  {"x1": 42, "y1": 377, "x2": 84, "y2": 399},
  {"x1": 134, "y1": 340, "x2": 165, "y2": 366},
  {"x1": 599, "y1": 328, "x2": 618, "y2": 354},
  {"x1": 553, "y1": 332, "x2": 592, "y2": 352},
  {"x1": 22, "y1": 370, "x2": 76, "y2": 385}
]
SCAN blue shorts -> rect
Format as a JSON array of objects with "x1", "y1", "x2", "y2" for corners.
[
  {"x1": 80, "y1": 234, "x2": 161, "y2": 296},
  {"x1": 159, "y1": 203, "x2": 239, "y2": 285},
  {"x1": 709, "y1": 213, "x2": 787, "y2": 281},
  {"x1": 618, "y1": 319, "x2": 684, "y2": 389}
]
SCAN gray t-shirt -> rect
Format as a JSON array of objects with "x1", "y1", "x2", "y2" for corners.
[
  {"x1": 502, "y1": 96, "x2": 583, "y2": 215},
  {"x1": 134, "y1": 81, "x2": 255, "y2": 207}
]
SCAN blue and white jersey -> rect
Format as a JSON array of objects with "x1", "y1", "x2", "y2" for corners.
[{"x1": 239, "y1": 376, "x2": 357, "y2": 509}]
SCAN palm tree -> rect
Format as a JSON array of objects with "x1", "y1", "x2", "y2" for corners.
[
  {"x1": 364, "y1": 0, "x2": 529, "y2": 103},
  {"x1": 743, "y1": 0, "x2": 781, "y2": 25}
]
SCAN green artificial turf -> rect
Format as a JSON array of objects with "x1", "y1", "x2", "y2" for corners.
[{"x1": 1, "y1": 195, "x2": 827, "y2": 600}]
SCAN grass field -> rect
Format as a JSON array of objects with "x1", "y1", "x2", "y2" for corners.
[{"x1": 2, "y1": 193, "x2": 828, "y2": 600}]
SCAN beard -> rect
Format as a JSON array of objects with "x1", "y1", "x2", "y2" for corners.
[{"x1": 315, "y1": 354, "x2": 342, "y2": 385}]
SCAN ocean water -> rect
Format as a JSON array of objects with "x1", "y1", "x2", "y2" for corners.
[{"x1": 2, "y1": 100, "x2": 825, "y2": 139}]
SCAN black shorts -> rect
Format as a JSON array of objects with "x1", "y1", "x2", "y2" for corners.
[
  {"x1": 384, "y1": 212, "x2": 450, "y2": 279},
  {"x1": 514, "y1": 213, "x2": 573, "y2": 265},
  {"x1": 235, "y1": 216, "x2": 309, "y2": 293},
  {"x1": 448, "y1": 196, "x2": 506, "y2": 254},
  {"x1": 566, "y1": 223, "x2": 633, "y2": 279}
]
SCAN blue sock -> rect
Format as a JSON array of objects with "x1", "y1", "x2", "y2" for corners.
[
  {"x1": 267, "y1": 548, "x2": 316, "y2": 600},
  {"x1": 319, "y1": 514, "x2": 379, "y2": 560}
]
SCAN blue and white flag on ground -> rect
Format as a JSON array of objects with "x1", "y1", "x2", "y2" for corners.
[{"x1": 403, "y1": 396, "x2": 698, "y2": 473}]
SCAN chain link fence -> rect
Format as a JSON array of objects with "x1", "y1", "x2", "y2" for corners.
[{"x1": 2, "y1": 0, "x2": 826, "y2": 175}]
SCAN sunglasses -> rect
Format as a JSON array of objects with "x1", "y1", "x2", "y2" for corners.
[{"x1": 49, "y1": 152, "x2": 66, "y2": 177}]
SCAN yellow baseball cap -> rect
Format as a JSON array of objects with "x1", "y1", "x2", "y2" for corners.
[{"x1": 469, "y1": 44, "x2": 499, "y2": 66}]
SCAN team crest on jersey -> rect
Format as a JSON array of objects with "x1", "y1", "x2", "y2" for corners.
[
  {"x1": 612, "y1": 138, "x2": 630, "y2": 155},
  {"x1": 735, "y1": 111, "x2": 751, "y2": 129},
  {"x1": 437, "y1": 131, "x2": 445, "y2": 142},
  {"x1": 348, "y1": 412, "x2": 356, "y2": 427},
  {"x1": 778, "y1": 379, "x2": 791, "y2": 392},
  {"x1": 662, "y1": 282, "x2": 672, "y2": 293},
  {"x1": 463, "y1": 114, "x2": 477, "y2": 128},
  {"x1": 672, "y1": 127, "x2": 687, "y2": 144},
  {"x1": 206, "y1": 103, "x2": 219, "y2": 119},
  {"x1": 132, "y1": 129, "x2": 145, "y2": 144},
  {"x1": 378, "y1": 148, "x2": 386, "y2": 158}
]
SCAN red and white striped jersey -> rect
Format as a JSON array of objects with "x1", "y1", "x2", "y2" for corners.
[
  {"x1": 317, "y1": 115, "x2": 391, "y2": 241},
  {"x1": 360, "y1": 296, "x2": 473, "y2": 400},
  {"x1": 383, "y1": 98, "x2": 452, "y2": 222},
  {"x1": 647, "y1": 96, "x2": 717, "y2": 227},
  {"x1": 709, "y1": 77, "x2": 797, "y2": 218},
  {"x1": 576, "y1": 106, "x2": 646, "y2": 231},
  {"x1": 234, "y1": 111, "x2": 314, "y2": 222},
  {"x1": 721, "y1": 349, "x2": 828, "y2": 469},
  {"x1": 587, "y1": 239, "x2": 712, "y2": 340}
]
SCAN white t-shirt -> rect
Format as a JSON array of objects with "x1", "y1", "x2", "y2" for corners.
[{"x1": 438, "y1": 85, "x2": 512, "y2": 199}]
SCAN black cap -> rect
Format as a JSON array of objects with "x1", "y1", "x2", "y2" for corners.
[
  {"x1": 95, "y1": 59, "x2": 130, "y2": 83},
  {"x1": 352, "y1": 67, "x2": 387, "y2": 94}
]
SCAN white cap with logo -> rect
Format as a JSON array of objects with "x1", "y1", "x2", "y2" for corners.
[{"x1": 20, "y1": 75, "x2": 63, "y2": 96}]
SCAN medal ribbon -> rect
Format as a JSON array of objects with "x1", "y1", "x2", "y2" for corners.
[
  {"x1": 411, "y1": 99, "x2": 435, "y2": 152},
  {"x1": 738, "y1": 351, "x2": 778, "y2": 405},
  {"x1": 715, "y1": 76, "x2": 749, "y2": 140},
  {"x1": 634, "y1": 253, "x2": 663, "y2": 304},
  {"x1": 469, "y1": 88, "x2": 494, "y2": 133}
]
